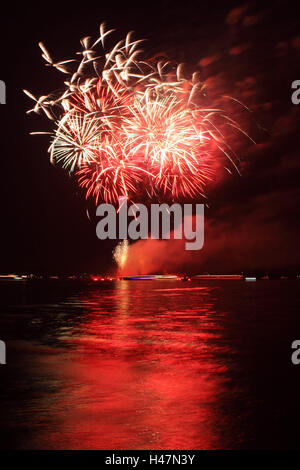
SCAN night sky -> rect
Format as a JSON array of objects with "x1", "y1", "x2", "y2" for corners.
[{"x1": 1, "y1": 0, "x2": 300, "y2": 274}]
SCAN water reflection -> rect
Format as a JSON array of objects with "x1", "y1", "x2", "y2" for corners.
[
  {"x1": 9, "y1": 282, "x2": 230, "y2": 449},
  {"x1": 1, "y1": 280, "x2": 298, "y2": 449}
]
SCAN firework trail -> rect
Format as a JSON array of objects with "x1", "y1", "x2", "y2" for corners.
[
  {"x1": 113, "y1": 239, "x2": 129, "y2": 271},
  {"x1": 24, "y1": 23, "x2": 246, "y2": 205}
]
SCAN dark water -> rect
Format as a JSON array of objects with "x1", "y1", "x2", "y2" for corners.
[{"x1": 0, "y1": 280, "x2": 299, "y2": 450}]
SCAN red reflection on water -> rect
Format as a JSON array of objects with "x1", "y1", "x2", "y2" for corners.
[{"x1": 27, "y1": 282, "x2": 230, "y2": 449}]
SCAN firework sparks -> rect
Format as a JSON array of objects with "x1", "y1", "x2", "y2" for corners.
[
  {"x1": 25, "y1": 23, "x2": 245, "y2": 204},
  {"x1": 113, "y1": 239, "x2": 129, "y2": 271}
]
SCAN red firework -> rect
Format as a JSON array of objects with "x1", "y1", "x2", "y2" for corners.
[{"x1": 24, "y1": 23, "x2": 245, "y2": 204}]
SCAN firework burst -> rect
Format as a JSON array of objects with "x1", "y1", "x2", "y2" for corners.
[{"x1": 25, "y1": 23, "x2": 245, "y2": 204}]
